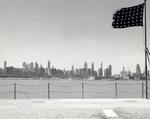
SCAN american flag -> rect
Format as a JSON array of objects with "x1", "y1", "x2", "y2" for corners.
[{"x1": 112, "y1": 3, "x2": 144, "y2": 28}]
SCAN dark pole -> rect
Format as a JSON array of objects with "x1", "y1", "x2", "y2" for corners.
[
  {"x1": 48, "y1": 83, "x2": 50, "y2": 99},
  {"x1": 144, "y1": 0, "x2": 148, "y2": 99},
  {"x1": 115, "y1": 82, "x2": 118, "y2": 99},
  {"x1": 82, "y1": 82, "x2": 84, "y2": 99},
  {"x1": 142, "y1": 82, "x2": 144, "y2": 98},
  {"x1": 14, "y1": 83, "x2": 16, "y2": 99}
]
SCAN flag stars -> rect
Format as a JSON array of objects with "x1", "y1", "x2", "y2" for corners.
[{"x1": 112, "y1": 3, "x2": 144, "y2": 28}]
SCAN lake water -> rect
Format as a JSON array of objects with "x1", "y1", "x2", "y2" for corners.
[{"x1": 0, "y1": 79, "x2": 149, "y2": 99}]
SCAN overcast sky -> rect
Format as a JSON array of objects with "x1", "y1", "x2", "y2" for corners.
[{"x1": 0, "y1": 0, "x2": 150, "y2": 74}]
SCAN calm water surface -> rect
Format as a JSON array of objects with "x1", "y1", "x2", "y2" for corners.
[{"x1": 0, "y1": 79, "x2": 149, "y2": 99}]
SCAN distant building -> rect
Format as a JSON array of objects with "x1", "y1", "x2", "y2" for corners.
[
  {"x1": 84, "y1": 62, "x2": 88, "y2": 70},
  {"x1": 109, "y1": 65, "x2": 112, "y2": 76},
  {"x1": 94, "y1": 70, "x2": 98, "y2": 79},
  {"x1": 98, "y1": 62, "x2": 103, "y2": 78},
  {"x1": 91, "y1": 62, "x2": 94, "y2": 76},
  {"x1": 48, "y1": 60, "x2": 50, "y2": 68},
  {"x1": 22, "y1": 62, "x2": 27, "y2": 69},
  {"x1": 35, "y1": 62, "x2": 39, "y2": 77},
  {"x1": 4, "y1": 61, "x2": 7, "y2": 69},
  {"x1": 136, "y1": 64, "x2": 141, "y2": 79},
  {"x1": 29, "y1": 62, "x2": 34, "y2": 72},
  {"x1": 39, "y1": 65, "x2": 45, "y2": 77},
  {"x1": 47, "y1": 60, "x2": 51, "y2": 77},
  {"x1": 70, "y1": 65, "x2": 75, "y2": 78},
  {"x1": 0, "y1": 68, "x2": 3, "y2": 77},
  {"x1": 83, "y1": 62, "x2": 88, "y2": 79},
  {"x1": 5, "y1": 66, "x2": 22, "y2": 77},
  {"x1": 120, "y1": 66, "x2": 129, "y2": 80},
  {"x1": 3, "y1": 61, "x2": 7, "y2": 76},
  {"x1": 104, "y1": 65, "x2": 112, "y2": 77}
]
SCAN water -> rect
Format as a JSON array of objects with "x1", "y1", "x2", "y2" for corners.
[{"x1": 0, "y1": 79, "x2": 149, "y2": 99}]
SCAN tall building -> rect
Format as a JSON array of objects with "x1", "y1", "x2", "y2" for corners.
[
  {"x1": 84, "y1": 62, "x2": 88, "y2": 79},
  {"x1": 120, "y1": 66, "x2": 129, "y2": 80},
  {"x1": 48, "y1": 60, "x2": 50, "y2": 68},
  {"x1": 22, "y1": 62, "x2": 27, "y2": 77},
  {"x1": 71, "y1": 65, "x2": 75, "y2": 78},
  {"x1": 47, "y1": 60, "x2": 51, "y2": 77},
  {"x1": 3, "y1": 61, "x2": 7, "y2": 76},
  {"x1": 91, "y1": 62, "x2": 94, "y2": 76},
  {"x1": 39, "y1": 65, "x2": 45, "y2": 77},
  {"x1": 4, "y1": 61, "x2": 7, "y2": 69},
  {"x1": 136, "y1": 64, "x2": 141, "y2": 79},
  {"x1": 99, "y1": 62, "x2": 103, "y2": 78},
  {"x1": 104, "y1": 68, "x2": 108, "y2": 77},
  {"x1": 72, "y1": 65, "x2": 74, "y2": 72},
  {"x1": 35, "y1": 62, "x2": 39, "y2": 77},
  {"x1": 22, "y1": 62, "x2": 26, "y2": 68},
  {"x1": 84, "y1": 62, "x2": 88, "y2": 70},
  {"x1": 104, "y1": 65, "x2": 112, "y2": 77},
  {"x1": 29, "y1": 62, "x2": 34, "y2": 72},
  {"x1": 109, "y1": 65, "x2": 112, "y2": 76}
]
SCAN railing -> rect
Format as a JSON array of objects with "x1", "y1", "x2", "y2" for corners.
[{"x1": 0, "y1": 82, "x2": 148, "y2": 99}]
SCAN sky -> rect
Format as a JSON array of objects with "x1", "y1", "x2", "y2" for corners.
[{"x1": 0, "y1": 0, "x2": 150, "y2": 74}]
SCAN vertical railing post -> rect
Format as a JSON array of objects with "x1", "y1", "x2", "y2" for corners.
[
  {"x1": 14, "y1": 83, "x2": 16, "y2": 99},
  {"x1": 82, "y1": 82, "x2": 84, "y2": 99},
  {"x1": 48, "y1": 83, "x2": 50, "y2": 99},
  {"x1": 115, "y1": 82, "x2": 118, "y2": 99},
  {"x1": 142, "y1": 82, "x2": 144, "y2": 99}
]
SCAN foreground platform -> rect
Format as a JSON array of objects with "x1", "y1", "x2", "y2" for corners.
[{"x1": 0, "y1": 99, "x2": 150, "y2": 119}]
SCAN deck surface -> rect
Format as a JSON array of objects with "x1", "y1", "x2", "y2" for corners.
[{"x1": 0, "y1": 99, "x2": 150, "y2": 119}]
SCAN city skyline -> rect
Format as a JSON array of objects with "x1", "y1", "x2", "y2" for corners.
[
  {"x1": 0, "y1": 60, "x2": 145, "y2": 80},
  {"x1": 1, "y1": 60, "x2": 143, "y2": 75},
  {"x1": 0, "y1": 0, "x2": 150, "y2": 74},
  {"x1": 0, "y1": 57, "x2": 145, "y2": 75}
]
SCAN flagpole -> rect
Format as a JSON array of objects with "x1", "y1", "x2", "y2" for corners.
[{"x1": 144, "y1": 0, "x2": 148, "y2": 99}]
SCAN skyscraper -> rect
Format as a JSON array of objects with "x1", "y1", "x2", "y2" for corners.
[
  {"x1": 48, "y1": 60, "x2": 50, "y2": 68},
  {"x1": 47, "y1": 60, "x2": 51, "y2": 77},
  {"x1": 91, "y1": 62, "x2": 94, "y2": 76},
  {"x1": 84, "y1": 62, "x2": 88, "y2": 79},
  {"x1": 22, "y1": 62, "x2": 26, "y2": 68},
  {"x1": 72, "y1": 65, "x2": 74, "y2": 71},
  {"x1": 109, "y1": 65, "x2": 112, "y2": 76},
  {"x1": 120, "y1": 66, "x2": 129, "y2": 80},
  {"x1": 71, "y1": 65, "x2": 75, "y2": 78},
  {"x1": 3, "y1": 61, "x2": 7, "y2": 76},
  {"x1": 99, "y1": 62, "x2": 103, "y2": 79},
  {"x1": 29, "y1": 62, "x2": 34, "y2": 72},
  {"x1": 104, "y1": 65, "x2": 112, "y2": 77},
  {"x1": 4, "y1": 61, "x2": 7, "y2": 69},
  {"x1": 35, "y1": 62, "x2": 39, "y2": 77},
  {"x1": 136, "y1": 64, "x2": 141, "y2": 79},
  {"x1": 84, "y1": 62, "x2": 88, "y2": 70}
]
